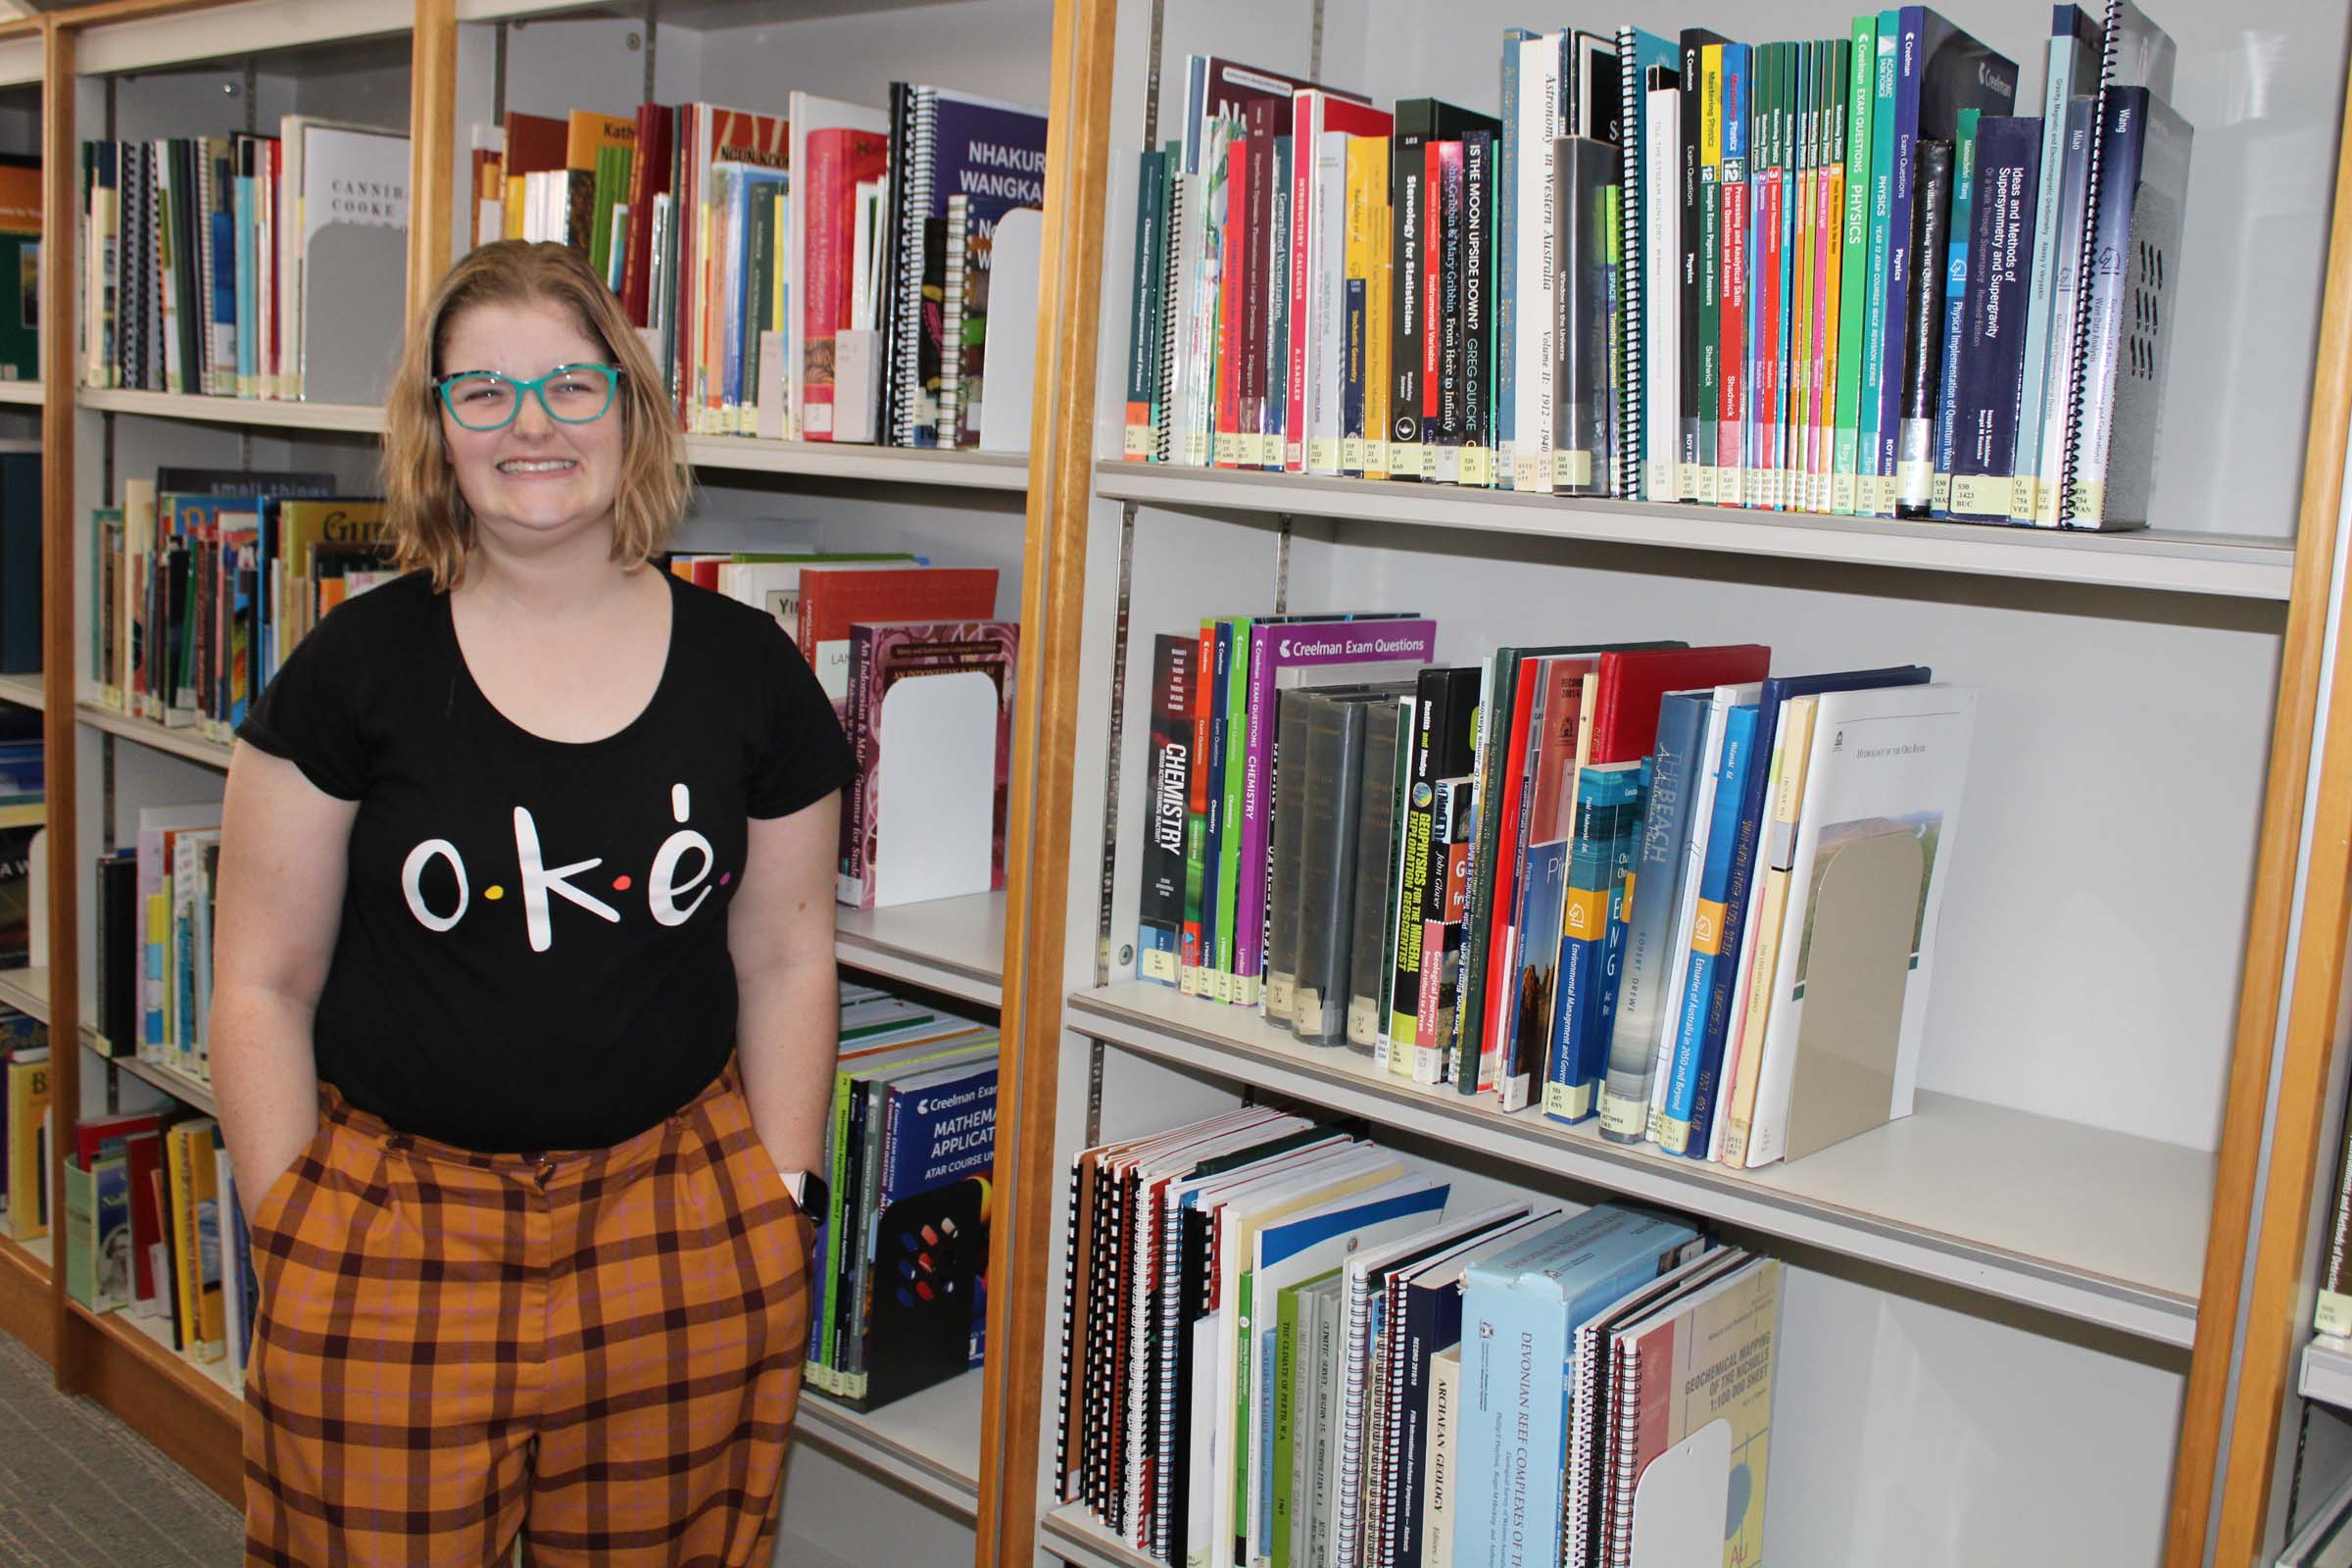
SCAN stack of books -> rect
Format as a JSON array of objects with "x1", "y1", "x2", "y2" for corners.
[
  {"x1": 87, "y1": 468, "x2": 391, "y2": 743},
  {"x1": 473, "y1": 88, "x2": 1051, "y2": 451},
  {"x1": 78, "y1": 120, "x2": 411, "y2": 405},
  {"x1": 808, "y1": 982, "x2": 999, "y2": 1411},
  {"x1": 669, "y1": 552, "x2": 1019, "y2": 909},
  {"x1": 1054, "y1": 1121, "x2": 1785, "y2": 1568},
  {"x1": 1120, "y1": 2, "x2": 2187, "y2": 531},
  {"x1": 1139, "y1": 616, "x2": 1978, "y2": 1169},
  {"x1": 91, "y1": 801, "x2": 221, "y2": 1083}
]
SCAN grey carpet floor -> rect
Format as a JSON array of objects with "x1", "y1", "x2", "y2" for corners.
[{"x1": 0, "y1": 1328, "x2": 242, "y2": 1566}]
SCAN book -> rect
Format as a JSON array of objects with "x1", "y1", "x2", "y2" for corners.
[
  {"x1": 1545, "y1": 762, "x2": 1642, "y2": 1124},
  {"x1": 1345, "y1": 699, "x2": 1407, "y2": 1056},
  {"x1": 1597, "y1": 692, "x2": 1710, "y2": 1142},
  {"x1": 1944, "y1": 117, "x2": 2043, "y2": 522},
  {"x1": 1553, "y1": 135, "x2": 1621, "y2": 497},
  {"x1": 793, "y1": 564, "x2": 1000, "y2": 716},
  {"x1": 285, "y1": 119, "x2": 409, "y2": 405},
  {"x1": 1603, "y1": 1256, "x2": 1783, "y2": 1568},
  {"x1": 1742, "y1": 682, "x2": 1977, "y2": 1167},
  {"x1": 4, "y1": 1043, "x2": 48, "y2": 1238},
  {"x1": 2010, "y1": 5, "x2": 2106, "y2": 523},
  {"x1": 2061, "y1": 83, "x2": 2191, "y2": 529},
  {"x1": 840, "y1": 618, "x2": 1019, "y2": 908},
  {"x1": 789, "y1": 95, "x2": 891, "y2": 443},
  {"x1": 1142, "y1": 634, "x2": 1199, "y2": 988},
  {"x1": 1891, "y1": 136, "x2": 1954, "y2": 519},
  {"x1": 1292, "y1": 693, "x2": 1370, "y2": 1048},
  {"x1": 1390, "y1": 666, "x2": 1480, "y2": 1065}
]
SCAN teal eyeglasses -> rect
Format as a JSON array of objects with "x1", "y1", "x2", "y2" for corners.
[{"x1": 433, "y1": 364, "x2": 621, "y2": 431}]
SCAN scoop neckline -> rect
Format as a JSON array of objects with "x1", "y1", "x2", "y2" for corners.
[{"x1": 441, "y1": 569, "x2": 682, "y2": 752}]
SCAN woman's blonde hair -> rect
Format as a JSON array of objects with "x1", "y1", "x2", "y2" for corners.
[{"x1": 381, "y1": 240, "x2": 688, "y2": 590}]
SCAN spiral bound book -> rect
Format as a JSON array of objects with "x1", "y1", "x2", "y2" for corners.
[
  {"x1": 884, "y1": 85, "x2": 1049, "y2": 447},
  {"x1": 1603, "y1": 1255, "x2": 1783, "y2": 1568}
]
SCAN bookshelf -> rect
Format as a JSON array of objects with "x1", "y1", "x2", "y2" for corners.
[
  {"x1": 0, "y1": 670, "x2": 43, "y2": 710},
  {"x1": 797, "y1": 1370, "x2": 989, "y2": 1521},
  {"x1": 75, "y1": 387, "x2": 388, "y2": 435},
  {"x1": 976, "y1": 0, "x2": 2352, "y2": 1565}
]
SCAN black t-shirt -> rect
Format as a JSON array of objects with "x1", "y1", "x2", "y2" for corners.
[{"x1": 236, "y1": 569, "x2": 854, "y2": 1152}]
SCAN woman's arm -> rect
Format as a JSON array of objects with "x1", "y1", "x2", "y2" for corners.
[
  {"x1": 729, "y1": 793, "x2": 842, "y2": 1177},
  {"x1": 209, "y1": 745, "x2": 358, "y2": 1202}
]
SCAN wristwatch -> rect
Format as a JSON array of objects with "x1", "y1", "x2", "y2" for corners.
[{"x1": 778, "y1": 1168, "x2": 811, "y2": 1208}]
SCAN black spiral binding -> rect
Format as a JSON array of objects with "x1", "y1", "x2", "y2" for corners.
[
  {"x1": 1154, "y1": 172, "x2": 1187, "y2": 464},
  {"x1": 891, "y1": 86, "x2": 938, "y2": 448}
]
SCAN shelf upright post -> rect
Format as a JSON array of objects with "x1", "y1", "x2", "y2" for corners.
[
  {"x1": 974, "y1": 0, "x2": 1120, "y2": 1560},
  {"x1": 408, "y1": 0, "x2": 456, "y2": 312},
  {"x1": 37, "y1": 8, "x2": 79, "y2": 1399},
  {"x1": 2186, "y1": 50, "x2": 2352, "y2": 1567}
]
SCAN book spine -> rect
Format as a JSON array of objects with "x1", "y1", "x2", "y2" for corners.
[
  {"x1": 1893, "y1": 137, "x2": 1953, "y2": 519},
  {"x1": 1931, "y1": 113, "x2": 1981, "y2": 516},
  {"x1": 1201, "y1": 620, "x2": 1232, "y2": 996},
  {"x1": 1423, "y1": 1348, "x2": 1458, "y2": 1568},
  {"x1": 1617, "y1": 29, "x2": 1644, "y2": 501},
  {"x1": 1434, "y1": 140, "x2": 1467, "y2": 476},
  {"x1": 1714, "y1": 48, "x2": 1748, "y2": 507},
  {"x1": 1388, "y1": 688, "x2": 1437, "y2": 1049},
  {"x1": 1695, "y1": 46, "x2": 1722, "y2": 502},
  {"x1": 1514, "y1": 45, "x2": 1561, "y2": 494},
  {"x1": 1946, "y1": 118, "x2": 2041, "y2": 522},
  {"x1": 2034, "y1": 98, "x2": 2096, "y2": 527},
  {"x1": 2318, "y1": 1120, "x2": 2352, "y2": 1338},
  {"x1": 1217, "y1": 618, "x2": 1253, "y2": 1002},
  {"x1": 1347, "y1": 703, "x2": 1404, "y2": 1054},
  {"x1": 1660, "y1": 704, "x2": 1754, "y2": 1151},
  {"x1": 1461, "y1": 129, "x2": 1494, "y2": 487},
  {"x1": 1871, "y1": 7, "x2": 1928, "y2": 512},
  {"x1": 891, "y1": 89, "x2": 938, "y2": 446},
  {"x1": 1139, "y1": 634, "x2": 1192, "y2": 986},
  {"x1": 1851, "y1": 19, "x2": 1897, "y2": 514},
  {"x1": 1265, "y1": 132, "x2": 1293, "y2": 471},
  {"x1": 1496, "y1": 30, "x2": 1538, "y2": 485},
  {"x1": 2011, "y1": 28, "x2": 2087, "y2": 520},
  {"x1": 1156, "y1": 160, "x2": 1190, "y2": 463},
  {"x1": 1412, "y1": 777, "x2": 1474, "y2": 1080},
  {"x1": 1645, "y1": 84, "x2": 1681, "y2": 502},
  {"x1": 1748, "y1": 46, "x2": 1781, "y2": 511},
  {"x1": 1181, "y1": 620, "x2": 1214, "y2": 993},
  {"x1": 1455, "y1": 654, "x2": 1510, "y2": 1088},
  {"x1": 1678, "y1": 36, "x2": 1708, "y2": 498},
  {"x1": 1288, "y1": 100, "x2": 1315, "y2": 473},
  {"x1": 2063, "y1": 85, "x2": 2153, "y2": 528},
  {"x1": 1234, "y1": 621, "x2": 1277, "y2": 1004}
]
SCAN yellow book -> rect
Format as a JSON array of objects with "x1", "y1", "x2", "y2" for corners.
[
  {"x1": 1346, "y1": 135, "x2": 1392, "y2": 480},
  {"x1": 5, "y1": 1049, "x2": 50, "y2": 1242},
  {"x1": 1816, "y1": 165, "x2": 1845, "y2": 514},
  {"x1": 1721, "y1": 695, "x2": 1818, "y2": 1165}
]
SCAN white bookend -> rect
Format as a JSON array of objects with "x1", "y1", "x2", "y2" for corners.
[{"x1": 978, "y1": 209, "x2": 1043, "y2": 454}]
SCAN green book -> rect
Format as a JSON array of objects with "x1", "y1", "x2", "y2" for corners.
[
  {"x1": 62, "y1": 1157, "x2": 95, "y2": 1309},
  {"x1": 1215, "y1": 615, "x2": 1253, "y2": 1001},
  {"x1": 1832, "y1": 14, "x2": 1880, "y2": 514},
  {"x1": 1271, "y1": 1264, "x2": 1343, "y2": 1567},
  {"x1": 1854, "y1": 11, "x2": 1900, "y2": 517}
]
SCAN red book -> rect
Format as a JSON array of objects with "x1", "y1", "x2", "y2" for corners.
[
  {"x1": 1240, "y1": 100, "x2": 1280, "y2": 466},
  {"x1": 502, "y1": 111, "x2": 566, "y2": 185},
  {"x1": 802, "y1": 127, "x2": 889, "y2": 442},
  {"x1": 1473, "y1": 656, "x2": 1546, "y2": 1089},
  {"x1": 1588, "y1": 646, "x2": 1774, "y2": 765},
  {"x1": 1717, "y1": 160, "x2": 1747, "y2": 493},
  {"x1": 794, "y1": 565, "x2": 999, "y2": 717},
  {"x1": 619, "y1": 102, "x2": 674, "y2": 328},
  {"x1": 75, "y1": 1111, "x2": 165, "y2": 1170},
  {"x1": 1753, "y1": 166, "x2": 1783, "y2": 508}
]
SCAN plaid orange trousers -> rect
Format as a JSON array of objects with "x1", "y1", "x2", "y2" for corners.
[{"x1": 240, "y1": 1061, "x2": 812, "y2": 1567}]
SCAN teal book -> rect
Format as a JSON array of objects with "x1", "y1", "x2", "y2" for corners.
[
  {"x1": 1930, "y1": 107, "x2": 1982, "y2": 517},
  {"x1": 1831, "y1": 14, "x2": 1879, "y2": 512},
  {"x1": 1456, "y1": 1205, "x2": 1707, "y2": 1568},
  {"x1": 1544, "y1": 762, "x2": 1642, "y2": 1125}
]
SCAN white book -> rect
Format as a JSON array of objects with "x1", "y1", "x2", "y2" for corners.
[
  {"x1": 1643, "y1": 85, "x2": 1681, "y2": 502},
  {"x1": 1180, "y1": 131, "x2": 1232, "y2": 467},
  {"x1": 1305, "y1": 128, "x2": 1351, "y2": 475},
  {"x1": 1512, "y1": 32, "x2": 1564, "y2": 492},
  {"x1": 287, "y1": 118, "x2": 408, "y2": 406},
  {"x1": 1743, "y1": 683, "x2": 1979, "y2": 1168},
  {"x1": 1423, "y1": 1344, "x2": 1461, "y2": 1568},
  {"x1": 1646, "y1": 683, "x2": 1759, "y2": 1141}
]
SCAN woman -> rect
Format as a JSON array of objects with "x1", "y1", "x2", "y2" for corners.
[{"x1": 211, "y1": 239, "x2": 851, "y2": 1567}]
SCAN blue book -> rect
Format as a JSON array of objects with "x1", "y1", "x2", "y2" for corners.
[
  {"x1": 1869, "y1": 8, "x2": 2018, "y2": 496},
  {"x1": 720, "y1": 167, "x2": 789, "y2": 418},
  {"x1": 1266, "y1": 133, "x2": 1292, "y2": 470},
  {"x1": 1456, "y1": 1205, "x2": 1706, "y2": 1568},
  {"x1": 1930, "y1": 108, "x2": 1981, "y2": 516},
  {"x1": 860, "y1": 1052, "x2": 1000, "y2": 1409},
  {"x1": 1544, "y1": 762, "x2": 1642, "y2": 1124},
  {"x1": 1594, "y1": 760, "x2": 1647, "y2": 1083},
  {"x1": 1943, "y1": 116, "x2": 2042, "y2": 522},
  {"x1": 2012, "y1": 5, "x2": 2104, "y2": 523},
  {"x1": 1683, "y1": 664, "x2": 1932, "y2": 1155},
  {"x1": 1660, "y1": 703, "x2": 1758, "y2": 1152}
]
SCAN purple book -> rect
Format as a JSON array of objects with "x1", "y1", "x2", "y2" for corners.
[{"x1": 1235, "y1": 615, "x2": 1438, "y2": 1005}]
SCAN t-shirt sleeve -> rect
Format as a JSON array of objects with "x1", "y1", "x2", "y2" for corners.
[
  {"x1": 748, "y1": 621, "x2": 856, "y2": 818},
  {"x1": 236, "y1": 615, "x2": 368, "y2": 800}
]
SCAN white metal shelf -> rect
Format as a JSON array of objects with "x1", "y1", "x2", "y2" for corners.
[
  {"x1": 97, "y1": 1042, "x2": 219, "y2": 1119},
  {"x1": 0, "y1": 381, "x2": 42, "y2": 408},
  {"x1": 796, "y1": 1368, "x2": 984, "y2": 1520},
  {"x1": 835, "y1": 892, "x2": 1005, "y2": 1010},
  {"x1": 1096, "y1": 463, "x2": 2297, "y2": 602},
  {"x1": 76, "y1": 386, "x2": 385, "y2": 435},
  {"x1": 1040, "y1": 1505, "x2": 1156, "y2": 1568},
  {"x1": 0, "y1": 964, "x2": 46, "y2": 1024},
  {"x1": 2303, "y1": 1338, "x2": 2352, "y2": 1412},
  {"x1": 77, "y1": 0, "x2": 410, "y2": 75},
  {"x1": 1067, "y1": 981, "x2": 2210, "y2": 1348},
  {"x1": 0, "y1": 672, "x2": 44, "y2": 710},
  {"x1": 685, "y1": 434, "x2": 1026, "y2": 491},
  {"x1": 77, "y1": 701, "x2": 232, "y2": 772}
]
